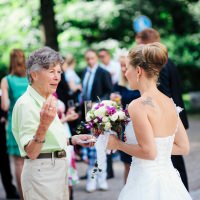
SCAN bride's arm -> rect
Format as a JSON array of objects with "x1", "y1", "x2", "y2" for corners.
[
  {"x1": 172, "y1": 117, "x2": 190, "y2": 155},
  {"x1": 108, "y1": 100, "x2": 157, "y2": 160}
]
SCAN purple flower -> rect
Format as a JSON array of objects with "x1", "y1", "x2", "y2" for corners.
[
  {"x1": 107, "y1": 106, "x2": 117, "y2": 115},
  {"x1": 97, "y1": 117, "x2": 102, "y2": 122},
  {"x1": 124, "y1": 109, "x2": 129, "y2": 116},
  {"x1": 86, "y1": 122, "x2": 94, "y2": 129},
  {"x1": 94, "y1": 103, "x2": 104, "y2": 110}
]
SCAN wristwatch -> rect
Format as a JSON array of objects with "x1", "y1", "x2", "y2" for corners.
[
  {"x1": 69, "y1": 137, "x2": 73, "y2": 145},
  {"x1": 33, "y1": 135, "x2": 45, "y2": 144}
]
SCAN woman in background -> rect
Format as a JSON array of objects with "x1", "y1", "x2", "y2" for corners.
[
  {"x1": 63, "y1": 54, "x2": 82, "y2": 94},
  {"x1": 111, "y1": 49, "x2": 140, "y2": 183},
  {"x1": 1, "y1": 49, "x2": 29, "y2": 199},
  {"x1": 55, "y1": 95, "x2": 79, "y2": 200}
]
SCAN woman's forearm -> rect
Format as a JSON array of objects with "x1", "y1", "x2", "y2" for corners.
[
  {"x1": 1, "y1": 78, "x2": 10, "y2": 111},
  {"x1": 118, "y1": 141, "x2": 157, "y2": 160},
  {"x1": 171, "y1": 143, "x2": 189, "y2": 155},
  {"x1": 24, "y1": 124, "x2": 47, "y2": 160}
]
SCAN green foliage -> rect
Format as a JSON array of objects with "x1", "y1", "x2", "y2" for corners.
[
  {"x1": 0, "y1": 0, "x2": 199, "y2": 92},
  {"x1": 0, "y1": 0, "x2": 41, "y2": 68}
]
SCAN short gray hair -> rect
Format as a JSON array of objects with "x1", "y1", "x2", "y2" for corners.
[{"x1": 26, "y1": 47, "x2": 64, "y2": 83}]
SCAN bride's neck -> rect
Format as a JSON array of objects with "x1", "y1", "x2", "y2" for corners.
[{"x1": 138, "y1": 78, "x2": 158, "y2": 96}]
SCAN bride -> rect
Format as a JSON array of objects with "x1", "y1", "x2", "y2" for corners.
[{"x1": 107, "y1": 42, "x2": 192, "y2": 200}]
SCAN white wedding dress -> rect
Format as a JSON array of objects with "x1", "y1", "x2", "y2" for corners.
[{"x1": 118, "y1": 114, "x2": 192, "y2": 199}]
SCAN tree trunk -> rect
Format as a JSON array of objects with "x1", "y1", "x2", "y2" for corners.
[{"x1": 40, "y1": 0, "x2": 59, "y2": 51}]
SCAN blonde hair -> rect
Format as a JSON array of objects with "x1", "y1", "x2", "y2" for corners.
[
  {"x1": 65, "y1": 54, "x2": 75, "y2": 67},
  {"x1": 128, "y1": 42, "x2": 168, "y2": 78},
  {"x1": 118, "y1": 56, "x2": 128, "y2": 87}
]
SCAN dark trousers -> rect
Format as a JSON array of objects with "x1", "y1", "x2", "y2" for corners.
[
  {"x1": 106, "y1": 154, "x2": 114, "y2": 178},
  {"x1": 0, "y1": 121, "x2": 18, "y2": 197},
  {"x1": 171, "y1": 155, "x2": 189, "y2": 191}
]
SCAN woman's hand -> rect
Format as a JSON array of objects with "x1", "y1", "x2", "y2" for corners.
[
  {"x1": 40, "y1": 95, "x2": 57, "y2": 130},
  {"x1": 110, "y1": 92, "x2": 121, "y2": 104},
  {"x1": 72, "y1": 134, "x2": 96, "y2": 147},
  {"x1": 65, "y1": 109, "x2": 79, "y2": 122},
  {"x1": 107, "y1": 134, "x2": 120, "y2": 150}
]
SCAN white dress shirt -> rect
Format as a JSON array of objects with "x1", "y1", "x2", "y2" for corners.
[
  {"x1": 82, "y1": 64, "x2": 98, "y2": 100},
  {"x1": 101, "y1": 60, "x2": 121, "y2": 84}
]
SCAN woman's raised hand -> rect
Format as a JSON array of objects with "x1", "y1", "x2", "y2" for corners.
[{"x1": 40, "y1": 95, "x2": 57, "y2": 129}]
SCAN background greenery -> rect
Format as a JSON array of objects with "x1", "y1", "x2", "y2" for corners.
[{"x1": 0, "y1": 0, "x2": 199, "y2": 93}]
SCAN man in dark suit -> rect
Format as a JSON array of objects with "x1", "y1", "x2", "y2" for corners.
[
  {"x1": 81, "y1": 49, "x2": 113, "y2": 192},
  {"x1": 82, "y1": 49, "x2": 113, "y2": 102},
  {"x1": 157, "y1": 59, "x2": 189, "y2": 190},
  {"x1": 135, "y1": 28, "x2": 189, "y2": 190}
]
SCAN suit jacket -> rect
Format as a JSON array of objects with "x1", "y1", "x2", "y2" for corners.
[
  {"x1": 158, "y1": 59, "x2": 189, "y2": 129},
  {"x1": 56, "y1": 73, "x2": 71, "y2": 110},
  {"x1": 82, "y1": 66, "x2": 113, "y2": 102}
]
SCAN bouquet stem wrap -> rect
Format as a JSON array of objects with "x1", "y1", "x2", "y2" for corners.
[{"x1": 94, "y1": 130, "x2": 116, "y2": 173}]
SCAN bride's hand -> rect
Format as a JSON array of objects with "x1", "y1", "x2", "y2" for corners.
[{"x1": 107, "y1": 135, "x2": 120, "y2": 150}]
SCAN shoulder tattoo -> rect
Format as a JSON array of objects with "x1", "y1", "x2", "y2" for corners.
[{"x1": 141, "y1": 97, "x2": 154, "y2": 107}]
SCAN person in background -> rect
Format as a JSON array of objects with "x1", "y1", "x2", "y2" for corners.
[
  {"x1": 56, "y1": 97, "x2": 79, "y2": 200},
  {"x1": 12, "y1": 47, "x2": 95, "y2": 200},
  {"x1": 81, "y1": 49, "x2": 113, "y2": 192},
  {"x1": 98, "y1": 48, "x2": 120, "y2": 179},
  {"x1": 56, "y1": 55, "x2": 82, "y2": 137},
  {"x1": 135, "y1": 28, "x2": 189, "y2": 190},
  {"x1": 56, "y1": 59, "x2": 71, "y2": 110},
  {"x1": 63, "y1": 54, "x2": 82, "y2": 95},
  {"x1": 99, "y1": 48, "x2": 121, "y2": 85},
  {"x1": 110, "y1": 48, "x2": 140, "y2": 183},
  {"x1": 0, "y1": 96, "x2": 20, "y2": 199},
  {"x1": 1, "y1": 49, "x2": 29, "y2": 199}
]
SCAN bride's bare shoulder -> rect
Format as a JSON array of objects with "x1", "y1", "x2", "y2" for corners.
[
  {"x1": 128, "y1": 97, "x2": 152, "y2": 115},
  {"x1": 129, "y1": 96, "x2": 155, "y2": 108}
]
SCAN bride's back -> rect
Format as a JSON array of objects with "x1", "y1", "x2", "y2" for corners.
[{"x1": 144, "y1": 92, "x2": 178, "y2": 138}]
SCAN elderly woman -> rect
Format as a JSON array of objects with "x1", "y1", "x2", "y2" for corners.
[{"x1": 12, "y1": 47, "x2": 94, "y2": 200}]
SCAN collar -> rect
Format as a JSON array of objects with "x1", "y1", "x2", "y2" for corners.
[
  {"x1": 87, "y1": 64, "x2": 98, "y2": 73},
  {"x1": 101, "y1": 60, "x2": 112, "y2": 68},
  {"x1": 27, "y1": 85, "x2": 46, "y2": 107}
]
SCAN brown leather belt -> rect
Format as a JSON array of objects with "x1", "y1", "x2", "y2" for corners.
[{"x1": 25, "y1": 150, "x2": 66, "y2": 159}]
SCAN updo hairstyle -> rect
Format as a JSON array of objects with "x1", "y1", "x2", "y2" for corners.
[{"x1": 128, "y1": 42, "x2": 168, "y2": 78}]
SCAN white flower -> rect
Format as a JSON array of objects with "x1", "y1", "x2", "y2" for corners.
[
  {"x1": 94, "y1": 118, "x2": 98, "y2": 123},
  {"x1": 118, "y1": 111, "x2": 126, "y2": 120},
  {"x1": 92, "y1": 103, "x2": 99, "y2": 109},
  {"x1": 104, "y1": 122, "x2": 111, "y2": 130},
  {"x1": 110, "y1": 113, "x2": 118, "y2": 121},
  {"x1": 86, "y1": 113, "x2": 93, "y2": 122},
  {"x1": 94, "y1": 107, "x2": 107, "y2": 118},
  {"x1": 101, "y1": 100, "x2": 117, "y2": 107},
  {"x1": 102, "y1": 116, "x2": 109, "y2": 122}
]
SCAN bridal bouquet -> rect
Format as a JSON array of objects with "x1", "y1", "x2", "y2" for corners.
[
  {"x1": 85, "y1": 100, "x2": 130, "y2": 177},
  {"x1": 85, "y1": 100, "x2": 129, "y2": 137}
]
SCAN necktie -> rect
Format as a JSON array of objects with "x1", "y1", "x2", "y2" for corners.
[{"x1": 84, "y1": 70, "x2": 92, "y2": 100}]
